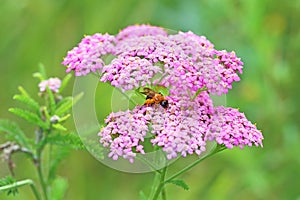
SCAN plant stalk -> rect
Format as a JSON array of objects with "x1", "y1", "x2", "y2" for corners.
[
  {"x1": 36, "y1": 153, "x2": 48, "y2": 200},
  {"x1": 151, "y1": 166, "x2": 168, "y2": 200},
  {"x1": 164, "y1": 145, "x2": 226, "y2": 183},
  {"x1": 35, "y1": 128, "x2": 49, "y2": 200},
  {"x1": 0, "y1": 179, "x2": 41, "y2": 200}
]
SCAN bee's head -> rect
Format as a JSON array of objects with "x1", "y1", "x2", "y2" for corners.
[{"x1": 160, "y1": 100, "x2": 169, "y2": 108}]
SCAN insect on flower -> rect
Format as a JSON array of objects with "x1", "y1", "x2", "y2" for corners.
[{"x1": 140, "y1": 87, "x2": 169, "y2": 108}]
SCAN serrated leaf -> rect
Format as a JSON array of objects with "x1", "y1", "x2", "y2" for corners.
[
  {"x1": 0, "y1": 176, "x2": 16, "y2": 186},
  {"x1": 54, "y1": 97, "x2": 72, "y2": 116},
  {"x1": 0, "y1": 176, "x2": 18, "y2": 196},
  {"x1": 32, "y1": 72, "x2": 44, "y2": 81},
  {"x1": 52, "y1": 124, "x2": 67, "y2": 131},
  {"x1": 50, "y1": 177, "x2": 68, "y2": 200},
  {"x1": 46, "y1": 86, "x2": 56, "y2": 115},
  {"x1": 38, "y1": 63, "x2": 47, "y2": 80},
  {"x1": 17, "y1": 86, "x2": 30, "y2": 98},
  {"x1": 139, "y1": 190, "x2": 148, "y2": 200},
  {"x1": 58, "y1": 114, "x2": 70, "y2": 123},
  {"x1": 59, "y1": 74, "x2": 72, "y2": 93},
  {"x1": 0, "y1": 119, "x2": 29, "y2": 148},
  {"x1": 55, "y1": 93, "x2": 83, "y2": 116},
  {"x1": 9, "y1": 108, "x2": 49, "y2": 129},
  {"x1": 42, "y1": 106, "x2": 50, "y2": 120},
  {"x1": 166, "y1": 179, "x2": 189, "y2": 191},
  {"x1": 13, "y1": 94, "x2": 40, "y2": 114},
  {"x1": 56, "y1": 96, "x2": 72, "y2": 109},
  {"x1": 46, "y1": 132, "x2": 85, "y2": 150}
]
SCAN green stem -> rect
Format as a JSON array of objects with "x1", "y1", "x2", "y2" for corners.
[
  {"x1": 0, "y1": 179, "x2": 42, "y2": 200},
  {"x1": 149, "y1": 172, "x2": 160, "y2": 199},
  {"x1": 164, "y1": 145, "x2": 226, "y2": 184},
  {"x1": 35, "y1": 128, "x2": 48, "y2": 200},
  {"x1": 191, "y1": 88, "x2": 207, "y2": 101},
  {"x1": 161, "y1": 181, "x2": 167, "y2": 200},
  {"x1": 36, "y1": 155, "x2": 48, "y2": 200},
  {"x1": 151, "y1": 166, "x2": 168, "y2": 200}
]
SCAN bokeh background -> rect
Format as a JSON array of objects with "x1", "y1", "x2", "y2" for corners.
[{"x1": 1, "y1": 0, "x2": 299, "y2": 199}]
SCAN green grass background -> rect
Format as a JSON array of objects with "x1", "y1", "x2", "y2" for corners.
[{"x1": 1, "y1": 0, "x2": 299, "y2": 199}]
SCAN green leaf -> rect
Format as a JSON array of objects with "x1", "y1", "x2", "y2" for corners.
[
  {"x1": 32, "y1": 72, "x2": 44, "y2": 81},
  {"x1": 46, "y1": 132, "x2": 85, "y2": 150},
  {"x1": 54, "y1": 97, "x2": 72, "y2": 116},
  {"x1": 55, "y1": 92, "x2": 83, "y2": 116},
  {"x1": 52, "y1": 123, "x2": 67, "y2": 131},
  {"x1": 166, "y1": 179, "x2": 189, "y2": 191},
  {"x1": 0, "y1": 176, "x2": 18, "y2": 196},
  {"x1": 9, "y1": 108, "x2": 49, "y2": 129},
  {"x1": 38, "y1": 63, "x2": 47, "y2": 80},
  {"x1": 58, "y1": 114, "x2": 70, "y2": 123},
  {"x1": 59, "y1": 74, "x2": 72, "y2": 93},
  {"x1": 56, "y1": 97, "x2": 72, "y2": 111},
  {"x1": 17, "y1": 86, "x2": 30, "y2": 98},
  {"x1": 13, "y1": 94, "x2": 40, "y2": 114},
  {"x1": 49, "y1": 177, "x2": 68, "y2": 200},
  {"x1": 42, "y1": 106, "x2": 51, "y2": 120},
  {"x1": 46, "y1": 86, "x2": 56, "y2": 115},
  {"x1": 139, "y1": 190, "x2": 148, "y2": 200},
  {"x1": 0, "y1": 119, "x2": 29, "y2": 148}
]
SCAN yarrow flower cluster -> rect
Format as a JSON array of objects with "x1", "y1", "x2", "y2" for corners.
[
  {"x1": 206, "y1": 106, "x2": 263, "y2": 149},
  {"x1": 63, "y1": 24, "x2": 263, "y2": 162},
  {"x1": 38, "y1": 77, "x2": 61, "y2": 93},
  {"x1": 99, "y1": 106, "x2": 149, "y2": 163},
  {"x1": 62, "y1": 33, "x2": 115, "y2": 76}
]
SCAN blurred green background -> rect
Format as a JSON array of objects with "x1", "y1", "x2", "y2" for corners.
[{"x1": 1, "y1": 0, "x2": 299, "y2": 199}]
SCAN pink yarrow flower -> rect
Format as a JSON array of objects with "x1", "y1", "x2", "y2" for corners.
[
  {"x1": 116, "y1": 24, "x2": 168, "y2": 41},
  {"x1": 98, "y1": 106, "x2": 149, "y2": 163},
  {"x1": 63, "y1": 24, "x2": 263, "y2": 163},
  {"x1": 62, "y1": 24, "x2": 244, "y2": 96},
  {"x1": 206, "y1": 106, "x2": 263, "y2": 149},
  {"x1": 38, "y1": 78, "x2": 61, "y2": 93},
  {"x1": 100, "y1": 57, "x2": 162, "y2": 91},
  {"x1": 62, "y1": 33, "x2": 115, "y2": 76}
]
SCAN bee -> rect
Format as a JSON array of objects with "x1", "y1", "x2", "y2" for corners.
[{"x1": 140, "y1": 87, "x2": 169, "y2": 108}]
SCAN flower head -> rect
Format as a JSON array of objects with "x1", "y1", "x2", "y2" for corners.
[
  {"x1": 38, "y1": 77, "x2": 61, "y2": 93},
  {"x1": 116, "y1": 24, "x2": 168, "y2": 41},
  {"x1": 98, "y1": 106, "x2": 149, "y2": 163},
  {"x1": 63, "y1": 24, "x2": 263, "y2": 163},
  {"x1": 206, "y1": 106, "x2": 263, "y2": 149},
  {"x1": 98, "y1": 91, "x2": 218, "y2": 162},
  {"x1": 62, "y1": 33, "x2": 115, "y2": 76},
  {"x1": 149, "y1": 93, "x2": 214, "y2": 159},
  {"x1": 63, "y1": 24, "x2": 243, "y2": 96},
  {"x1": 100, "y1": 57, "x2": 162, "y2": 91}
]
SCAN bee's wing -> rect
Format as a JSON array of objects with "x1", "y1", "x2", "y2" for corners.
[{"x1": 141, "y1": 87, "x2": 156, "y2": 98}]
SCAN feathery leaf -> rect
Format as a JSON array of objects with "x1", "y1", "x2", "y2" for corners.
[
  {"x1": 55, "y1": 92, "x2": 83, "y2": 116},
  {"x1": 59, "y1": 74, "x2": 72, "y2": 93},
  {"x1": 9, "y1": 108, "x2": 49, "y2": 129},
  {"x1": 13, "y1": 94, "x2": 40, "y2": 114},
  {"x1": 0, "y1": 176, "x2": 18, "y2": 196},
  {"x1": 46, "y1": 132, "x2": 85, "y2": 150},
  {"x1": 46, "y1": 86, "x2": 56, "y2": 115},
  {"x1": 0, "y1": 119, "x2": 29, "y2": 148},
  {"x1": 52, "y1": 124, "x2": 67, "y2": 132},
  {"x1": 166, "y1": 179, "x2": 189, "y2": 191}
]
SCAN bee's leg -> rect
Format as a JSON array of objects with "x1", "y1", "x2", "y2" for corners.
[{"x1": 144, "y1": 99, "x2": 154, "y2": 106}]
